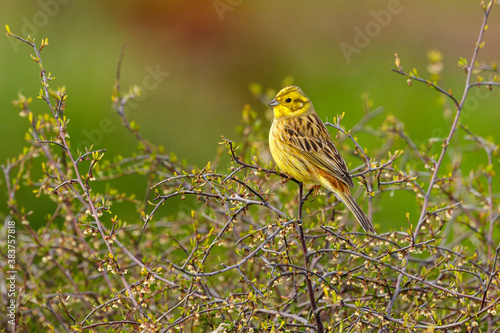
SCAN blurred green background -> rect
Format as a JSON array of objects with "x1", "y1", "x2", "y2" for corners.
[{"x1": 1, "y1": 0, "x2": 499, "y2": 230}]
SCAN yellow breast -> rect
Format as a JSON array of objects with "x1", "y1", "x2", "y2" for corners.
[{"x1": 269, "y1": 119, "x2": 318, "y2": 185}]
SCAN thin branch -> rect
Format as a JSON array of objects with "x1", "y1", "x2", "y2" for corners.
[{"x1": 385, "y1": 3, "x2": 494, "y2": 316}]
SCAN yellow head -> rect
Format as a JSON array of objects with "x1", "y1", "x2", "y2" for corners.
[{"x1": 268, "y1": 86, "x2": 314, "y2": 119}]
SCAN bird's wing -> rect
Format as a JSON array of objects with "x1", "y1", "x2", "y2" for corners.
[{"x1": 281, "y1": 113, "x2": 354, "y2": 188}]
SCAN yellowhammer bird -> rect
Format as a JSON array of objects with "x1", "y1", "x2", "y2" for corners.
[{"x1": 268, "y1": 86, "x2": 375, "y2": 234}]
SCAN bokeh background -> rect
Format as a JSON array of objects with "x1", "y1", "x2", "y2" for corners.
[{"x1": 1, "y1": 0, "x2": 499, "y2": 229}]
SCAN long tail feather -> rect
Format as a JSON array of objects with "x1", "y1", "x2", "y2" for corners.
[
  {"x1": 320, "y1": 172, "x2": 376, "y2": 233},
  {"x1": 337, "y1": 191, "x2": 376, "y2": 234}
]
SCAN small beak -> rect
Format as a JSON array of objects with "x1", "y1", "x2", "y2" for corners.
[{"x1": 268, "y1": 98, "x2": 279, "y2": 107}]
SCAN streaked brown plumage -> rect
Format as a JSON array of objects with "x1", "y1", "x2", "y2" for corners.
[{"x1": 268, "y1": 86, "x2": 375, "y2": 234}]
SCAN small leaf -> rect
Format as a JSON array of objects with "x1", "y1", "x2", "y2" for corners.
[
  {"x1": 458, "y1": 57, "x2": 468, "y2": 68},
  {"x1": 5, "y1": 24, "x2": 11, "y2": 34},
  {"x1": 394, "y1": 53, "x2": 401, "y2": 69}
]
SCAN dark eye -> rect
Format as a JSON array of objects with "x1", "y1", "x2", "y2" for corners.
[{"x1": 285, "y1": 98, "x2": 292, "y2": 103}]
